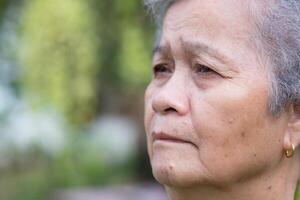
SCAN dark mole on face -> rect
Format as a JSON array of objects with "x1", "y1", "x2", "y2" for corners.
[
  {"x1": 254, "y1": 154, "x2": 257, "y2": 157},
  {"x1": 228, "y1": 118, "x2": 234, "y2": 124},
  {"x1": 267, "y1": 185, "x2": 272, "y2": 190},
  {"x1": 241, "y1": 131, "x2": 246, "y2": 138}
]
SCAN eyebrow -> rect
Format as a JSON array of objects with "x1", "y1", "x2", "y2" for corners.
[
  {"x1": 153, "y1": 41, "x2": 235, "y2": 68},
  {"x1": 152, "y1": 45, "x2": 171, "y2": 58},
  {"x1": 183, "y1": 41, "x2": 233, "y2": 65}
]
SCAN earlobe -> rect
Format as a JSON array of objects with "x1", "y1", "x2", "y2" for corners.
[
  {"x1": 284, "y1": 144, "x2": 295, "y2": 158},
  {"x1": 283, "y1": 105, "x2": 300, "y2": 156},
  {"x1": 283, "y1": 132, "x2": 294, "y2": 158}
]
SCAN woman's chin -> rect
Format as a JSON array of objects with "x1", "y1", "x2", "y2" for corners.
[{"x1": 151, "y1": 157, "x2": 205, "y2": 188}]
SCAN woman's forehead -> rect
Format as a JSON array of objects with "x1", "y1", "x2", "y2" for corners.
[
  {"x1": 157, "y1": 0, "x2": 268, "y2": 72},
  {"x1": 164, "y1": 0, "x2": 253, "y2": 30}
]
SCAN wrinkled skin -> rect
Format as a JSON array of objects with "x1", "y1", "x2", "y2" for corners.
[{"x1": 144, "y1": 0, "x2": 300, "y2": 199}]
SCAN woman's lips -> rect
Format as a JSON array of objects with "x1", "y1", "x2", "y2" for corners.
[
  {"x1": 153, "y1": 132, "x2": 190, "y2": 144},
  {"x1": 152, "y1": 132, "x2": 198, "y2": 149}
]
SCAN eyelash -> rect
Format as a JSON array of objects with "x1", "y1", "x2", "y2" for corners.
[
  {"x1": 194, "y1": 64, "x2": 213, "y2": 73},
  {"x1": 152, "y1": 63, "x2": 220, "y2": 79},
  {"x1": 194, "y1": 63, "x2": 219, "y2": 76},
  {"x1": 153, "y1": 64, "x2": 172, "y2": 76}
]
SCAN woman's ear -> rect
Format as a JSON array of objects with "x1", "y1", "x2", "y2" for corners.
[{"x1": 283, "y1": 105, "x2": 300, "y2": 151}]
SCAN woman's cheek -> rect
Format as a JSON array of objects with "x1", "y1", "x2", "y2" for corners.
[
  {"x1": 189, "y1": 80, "x2": 272, "y2": 181},
  {"x1": 144, "y1": 84, "x2": 155, "y2": 128}
]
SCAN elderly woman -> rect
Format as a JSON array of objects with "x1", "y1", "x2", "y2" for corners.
[{"x1": 143, "y1": 0, "x2": 300, "y2": 199}]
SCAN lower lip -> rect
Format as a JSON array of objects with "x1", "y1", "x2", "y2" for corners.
[
  {"x1": 153, "y1": 139, "x2": 198, "y2": 149},
  {"x1": 154, "y1": 138, "x2": 191, "y2": 144}
]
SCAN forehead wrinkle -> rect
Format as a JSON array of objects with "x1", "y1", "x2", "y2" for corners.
[{"x1": 180, "y1": 39, "x2": 238, "y2": 70}]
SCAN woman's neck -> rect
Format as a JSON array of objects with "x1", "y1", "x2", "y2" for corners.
[{"x1": 165, "y1": 156, "x2": 299, "y2": 200}]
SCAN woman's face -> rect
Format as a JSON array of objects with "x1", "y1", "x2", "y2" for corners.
[{"x1": 144, "y1": 0, "x2": 290, "y2": 187}]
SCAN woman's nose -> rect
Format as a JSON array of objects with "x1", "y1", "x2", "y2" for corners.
[{"x1": 151, "y1": 75, "x2": 189, "y2": 116}]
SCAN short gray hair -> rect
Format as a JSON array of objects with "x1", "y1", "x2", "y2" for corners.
[
  {"x1": 144, "y1": 0, "x2": 300, "y2": 116},
  {"x1": 143, "y1": 0, "x2": 175, "y2": 44}
]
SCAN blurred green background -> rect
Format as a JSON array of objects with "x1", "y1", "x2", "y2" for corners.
[
  {"x1": 0, "y1": 0, "x2": 156, "y2": 199},
  {"x1": 0, "y1": 0, "x2": 298, "y2": 200}
]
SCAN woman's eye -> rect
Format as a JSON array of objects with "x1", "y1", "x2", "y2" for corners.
[
  {"x1": 195, "y1": 64, "x2": 217, "y2": 75},
  {"x1": 153, "y1": 64, "x2": 171, "y2": 76}
]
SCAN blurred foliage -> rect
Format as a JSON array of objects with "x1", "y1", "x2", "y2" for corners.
[
  {"x1": 18, "y1": 0, "x2": 153, "y2": 125},
  {"x1": 0, "y1": 138, "x2": 137, "y2": 200},
  {"x1": 0, "y1": 0, "x2": 9, "y2": 21},
  {"x1": 20, "y1": 0, "x2": 100, "y2": 124},
  {"x1": 0, "y1": 0, "x2": 154, "y2": 199}
]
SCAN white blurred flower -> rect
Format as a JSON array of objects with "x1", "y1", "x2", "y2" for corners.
[
  {"x1": 2, "y1": 103, "x2": 66, "y2": 154},
  {"x1": 88, "y1": 115, "x2": 138, "y2": 164}
]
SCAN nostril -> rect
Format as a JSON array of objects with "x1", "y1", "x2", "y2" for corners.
[{"x1": 164, "y1": 107, "x2": 177, "y2": 113}]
